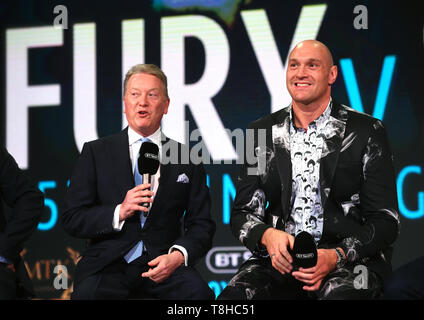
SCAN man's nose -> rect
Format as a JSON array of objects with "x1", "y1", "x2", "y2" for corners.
[
  {"x1": 137, "y1": 93, "x2": 148, "y2": 106},
  {"x1": 295, "y1": 65, "x2": 308, "y2": 78}
]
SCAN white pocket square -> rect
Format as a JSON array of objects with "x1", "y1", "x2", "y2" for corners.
[{"x1": 176, "y1": 173, "x2": 189, "y2": 183}]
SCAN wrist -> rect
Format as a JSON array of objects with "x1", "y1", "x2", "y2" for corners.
[
  {"x1": 118, "y1": 205, "x2": 125, "y2": 222},
  {"x1": 170, "y1": 250, "x2": 184, "y2": 266},
  {"x1": 334, "y1": 247, "x2": 347, "y2": 269},
  {"x1": 118, "y1": 203, "x2": 130, "y2": 222},
  {"x1": 260, "y1": 227, "x2": 274, "y2": 246}
]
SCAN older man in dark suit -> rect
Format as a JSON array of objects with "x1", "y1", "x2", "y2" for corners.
[
  {"x1": 0, "y1": 145, "x2": 44, "y2": 299},
  {"x1": 63, "y1": 64, "x2": 215, "y2": 299},
  {"x1": 218, "y1": 40, "x2": 399, "y2": 300}
]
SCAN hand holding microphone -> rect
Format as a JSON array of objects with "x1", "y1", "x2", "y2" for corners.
[
  {"x1": 290, "y1": 231, "x2": 318, "y2": 270},
  {"x1": 119, "y1": 184, "x2": 154, "y2": 221},
  {"x1": 262, "y1": 229, "x2": 318, "y2": 275},
  {"x1": 137, "y1": 141, "x2": 160, "y2": 211},
  {"x1": 290, "y1": 232, "x2": 341, "y2": 291},
  {"x1": 119, "y1": 141, "x2": 159, "y2": 222}
]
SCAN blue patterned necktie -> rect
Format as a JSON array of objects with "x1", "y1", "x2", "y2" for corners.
[{"x1": 124, "y1": 137, "x2": 150, "y2": 263}]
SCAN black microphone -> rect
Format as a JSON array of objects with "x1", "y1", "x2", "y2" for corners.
[
  {"x1": 137, "y1": 141, "x2": 160, "y2": 213},
  {"x1": 290, "y1": 231, "x2": 317, "y2": 270}
]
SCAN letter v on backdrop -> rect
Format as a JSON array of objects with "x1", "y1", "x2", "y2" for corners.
[{"x1": 340, "y1": 56, "x2": 396, "y2": 120}]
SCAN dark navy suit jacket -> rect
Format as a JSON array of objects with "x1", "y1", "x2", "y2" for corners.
[
  {"x1": 63, "y1": 128, "x2": 215, "y2": 283},
  {"x1": 0, "y1": 145, "x2": 44, "y2": 297}
]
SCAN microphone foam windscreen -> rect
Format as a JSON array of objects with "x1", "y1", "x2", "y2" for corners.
[
  {"x1": 138, "y1": 141, "x2": 160, "y2": 175},
  {"x1": 292, "y1": 231, "x2": 317, "y2": 269}
]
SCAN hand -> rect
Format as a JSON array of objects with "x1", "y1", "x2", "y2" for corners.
[
  {"x1": 119, "y1": 184, "x2": 154, "y2": 221},
  {"x1": 141, "y1": 251, "x2": 184, "y2": 283},
  {"x1": 292, "y1": 248, "x2": 338, "y2": 291},
  {"x1": 261, "y1": 228, "x2": 295, "y2": 275}
]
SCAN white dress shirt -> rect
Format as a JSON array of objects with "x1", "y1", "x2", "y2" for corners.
[{"x1": 112, "y1": 126, "x2": 188, "y2": 265}]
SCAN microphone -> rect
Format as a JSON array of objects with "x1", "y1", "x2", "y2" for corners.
[
  {"x1": 137, "y1": 141, "x2": 160, "y2": 213},
  {"x1": 290, "y1": 231, "x2": 317, "y2": 270}
]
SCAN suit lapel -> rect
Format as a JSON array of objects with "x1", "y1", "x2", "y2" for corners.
[
  {"x1": 144, "y1": 135, "x2": 173, "y2": 227},
  {"x1": 318, "y1": 101, "x2": 348, "y2": 209},
  {"x1": 271, "y1": 108, "x2": 293, "y2": 222},
  {"x1": 107, "y1": 128, "x2": 134, "y2": 199},
  {"x1": 155, "y1": 134, "x2": 173, "y2": 199}
]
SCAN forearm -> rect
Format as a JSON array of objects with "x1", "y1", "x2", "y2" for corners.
[
  {"x1": 175, "y1": 212, "x2": 215, "y2": 265},
  {"x1": 339, "y1": 121, "x2": 400, "y2": 264},
  {"x1": 230, "y1": 183, "x2": 270, "y2": 254},
  {"x1": 338, "y1": 214, "x2": 398, "y2": 264},
  {"x1": 231, "y1": 209, "x2": 270, "y2": 253},
  {"x1": 62, "y1": 204, "x2": 117, "y2": 239},
  {"x1": 174, "y1": 164, "x2": 215, "y2": 265},
  {"x1": 0, "y1": 191, "x2": 44, "y2": 262},
  {"x1": 0, "y1": 147, "x2": 45, "y2": 262}
]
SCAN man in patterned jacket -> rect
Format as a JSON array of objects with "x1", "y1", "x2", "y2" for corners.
[{"x1": 218, "y1": 40, "x2": 399, "y2": 300}]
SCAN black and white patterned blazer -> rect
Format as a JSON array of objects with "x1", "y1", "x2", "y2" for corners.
[{"x1": 231, "y1": 100, "x2": 400, "y2": 281}]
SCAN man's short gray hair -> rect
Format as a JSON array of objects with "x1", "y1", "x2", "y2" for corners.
[{"x1": 123, "y1": 64, "x2": 168, "y2": 98}]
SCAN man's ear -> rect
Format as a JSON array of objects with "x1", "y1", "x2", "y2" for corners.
[
  {"x1": 328, "y1": 65, "x2": 338, "y2": 85},
  {"x1": 163, "y1": 98, "x2": 170, "y2": 115}
]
